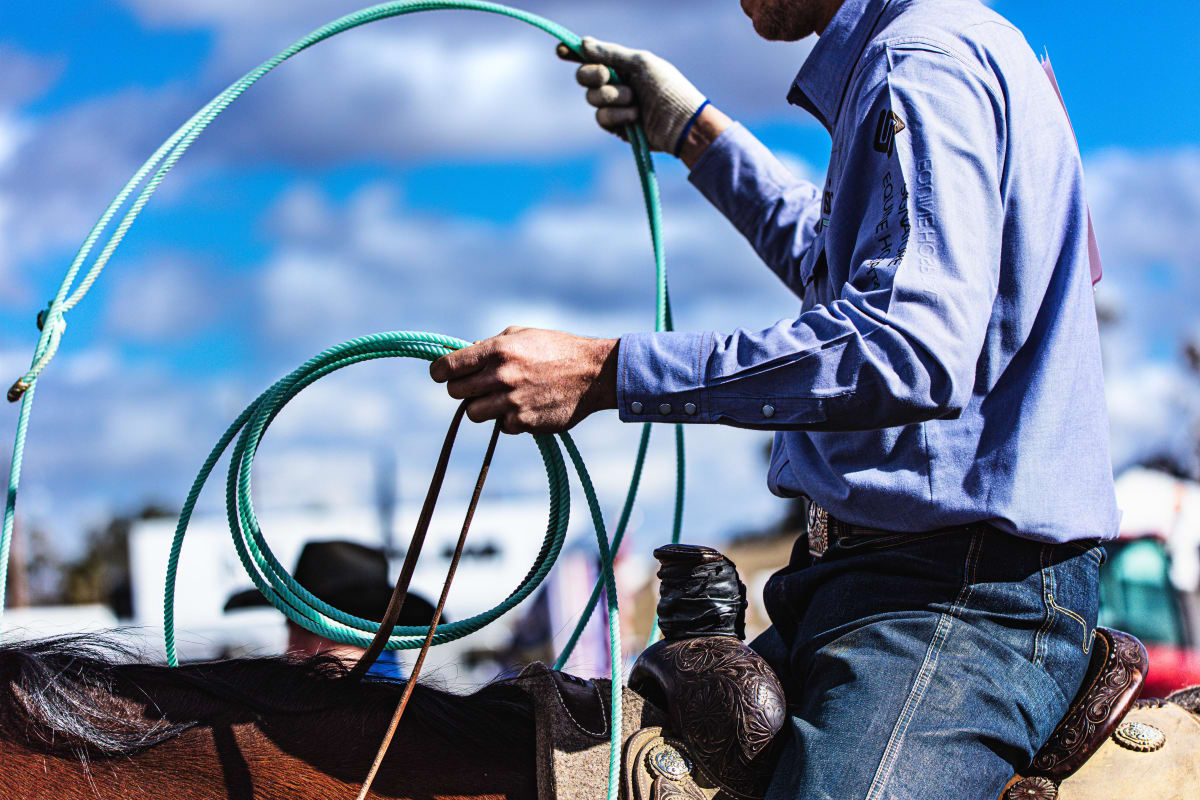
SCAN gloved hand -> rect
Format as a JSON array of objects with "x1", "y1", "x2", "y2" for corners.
[{"x1": 559, "y1": 37, "x2": 708, "y2": 155}]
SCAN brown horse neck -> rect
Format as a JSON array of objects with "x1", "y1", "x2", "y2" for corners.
[
  {"x1": 1, "y1": 704, "x2": 537, "y2": 800},
  {"x1": 0, "y1": 640, "x2": 537, "y2": 800}
]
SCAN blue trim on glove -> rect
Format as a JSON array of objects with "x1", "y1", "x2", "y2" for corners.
[{"x1": 673, "y1": 100, "x2": 711, "y2": 157}]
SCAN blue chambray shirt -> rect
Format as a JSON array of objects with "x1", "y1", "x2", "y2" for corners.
[{"x1": 616, "y1": 0, "x2": 1120, "y2": 543}]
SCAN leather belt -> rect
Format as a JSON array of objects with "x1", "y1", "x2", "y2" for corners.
[
  {"x1": 806, "y1": 502, "x2": 992, "y2": 559},
  {"x1": 805, "y1": 502, "x2": 899, "y2": 558}
]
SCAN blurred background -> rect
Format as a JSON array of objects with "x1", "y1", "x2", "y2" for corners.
[{"x1": 0, "y1": 0, "x2": 1197, "y2": 692}]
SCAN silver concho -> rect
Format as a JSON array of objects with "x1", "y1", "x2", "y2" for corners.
[
  {"x1": 647, "y1": 742, "x2": 692, "y2": 781},
  {"x1": 1112, "y1": 720, "x2": 1166, "y2": 752},
  {"x1": 1005, "y1": 776, "x2": 1058, "y2": 800}
]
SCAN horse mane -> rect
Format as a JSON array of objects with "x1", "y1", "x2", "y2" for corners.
[{"x1": 0, "y1": 634, "x2": 532, "y2": 763}]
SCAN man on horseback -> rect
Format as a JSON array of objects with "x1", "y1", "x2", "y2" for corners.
[{"x1": 431, "y1": 0, "x2": 1117, "y2": 796}]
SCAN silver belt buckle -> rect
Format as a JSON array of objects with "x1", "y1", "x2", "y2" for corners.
[{"x1": 807, "y1": 503, "x2": 830, "y2": 558}]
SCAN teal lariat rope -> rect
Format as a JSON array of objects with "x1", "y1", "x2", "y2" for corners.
[
  {"x1": 162, "y1": 332, "x2": 570, "y2": 661},
  {"x1": 1, "y1": 4, "x2": 686, "y2": 798}
]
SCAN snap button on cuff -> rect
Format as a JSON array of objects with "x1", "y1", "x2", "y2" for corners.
[
  {"x1": 762, "y1": 404, "x2": 776, "y2": 419},
  {"x1": 630, "y1": 401, "x2": 644, "y2": 414},
  {"x1": 683, "y1": 402, "x2": 697, "y2": 416},
  {"x1": 659, "y1": 403, "x2": 672, "y2": 415}
]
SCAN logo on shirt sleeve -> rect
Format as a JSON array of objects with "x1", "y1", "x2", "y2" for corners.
[
  {"x1": 872, "y1": 109, "x2": 906, "y2": 157},
  {"x1": 819, "y1": 189, "x2": 833, "y2": 232}
]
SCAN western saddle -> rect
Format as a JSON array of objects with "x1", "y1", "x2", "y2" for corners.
[{"x1": 522, "y1": 543, "x2": 1182, "y2": 800}]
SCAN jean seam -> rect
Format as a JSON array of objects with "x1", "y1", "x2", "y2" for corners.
[
  {"x1": 1047, "y1": 593, "x2": 1096, "y2": 655},
  {"x1": 863, "y1": 530, "x2": 984, "y2": 800},
  {"x1": 1032, "y1": 544, "x2": 1055, "y2": 667},
  {"x1": 1064, "y1": 541, "x2": 1105, "y2": 568}
]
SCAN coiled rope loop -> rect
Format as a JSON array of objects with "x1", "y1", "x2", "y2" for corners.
[{"x1": 162, "y1": 332, "x2": 573, "y2": 662}]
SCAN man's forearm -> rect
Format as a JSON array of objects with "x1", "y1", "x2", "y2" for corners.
[{"x1": 679, "y1": 105, "x2": 734, "y2": 169}]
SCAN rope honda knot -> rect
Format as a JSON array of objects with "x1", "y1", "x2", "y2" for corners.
[
  {"x1": 35, "y1": 302, "x2": 53, "y2": 331},
  {"x1": 6, "y1": 381, "x2": 30, "y2": 404},
  {"x1": 8, "y1": 314, "x2": 66, "y2": 403}
]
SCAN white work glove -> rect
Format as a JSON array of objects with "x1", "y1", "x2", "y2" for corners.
[{"x1": 559, "y1": 37, "x2": 708, "y2": 155}]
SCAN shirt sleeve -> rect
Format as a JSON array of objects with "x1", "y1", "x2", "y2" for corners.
[
  {"x1": 618, "y1": 45, "x2": 1005, "y2": 431},
  {"x1": 688, "y1": 123, "x2": 824, "y2": 298}
]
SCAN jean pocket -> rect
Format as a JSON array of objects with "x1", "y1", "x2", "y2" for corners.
[{"x1": 1035, "y1": 544, "x2": 1101, "y2": 668}]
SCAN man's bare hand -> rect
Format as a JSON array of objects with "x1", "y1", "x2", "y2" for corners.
[{"x1": 429, "y1": 327, "x2": 619, "y2": 435}]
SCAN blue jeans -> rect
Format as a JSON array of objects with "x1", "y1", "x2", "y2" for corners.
[{"x1": 751, "y1": 525, "x2": 1103, "y2": 800}]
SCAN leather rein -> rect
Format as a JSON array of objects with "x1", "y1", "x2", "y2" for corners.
[{"x1": 349, "y1": 400, "x2": 502, "y2": 800}]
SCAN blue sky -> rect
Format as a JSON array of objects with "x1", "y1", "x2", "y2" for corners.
[{"x1": 1, "y1": 0, "x2": 1198, "y2": 555}]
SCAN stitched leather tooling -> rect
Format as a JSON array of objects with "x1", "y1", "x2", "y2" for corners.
[
  {"x1": 631, "y1": 636, "x2": 786, "y2": 799},
  {"x1": 629, "y1": 544, "x2": 784, "y2": 799},
  {"x1": 1027, "y1": 628, "x2": 1148, "y2": 780}
]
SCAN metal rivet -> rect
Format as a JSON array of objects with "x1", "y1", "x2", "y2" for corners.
[
  {"x1": 762, "y1": 404, "x2": 776, "y2": 418},
  {"x1": 659, "y1": 403, "x2": 672, "y2": 415},
  {"x1": 683, "y1": 402, "x2": 697, "y2": 416},
  {"x1": 630, "y1": 401, "x2": 644, "y2": 414}
]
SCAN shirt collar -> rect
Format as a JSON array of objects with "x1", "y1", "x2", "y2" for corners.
[{"x1": 787, "y1": 0, "x2": 896, "y2": 131}]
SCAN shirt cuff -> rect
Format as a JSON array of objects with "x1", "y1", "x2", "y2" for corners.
[{"x1": 617, "y1": 331, "x2": 715, "y2": 423}]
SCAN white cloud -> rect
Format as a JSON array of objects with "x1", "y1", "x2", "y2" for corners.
[
  {"x1": 1085, "y1": 147, "x2": 1200, "y2": 471},
  {"x1": 105, "y1": 256, "x2": 221, "y2": 340},
  {"x1": 119, "y1": 0, "x2": 815, "y2": 162},
  {"x1": 1088, "y1": 149, "x2": 1200, "y2": 284},
  {"x1": 0, "y1": 3, "x2": 814, "y2": 302},
  {"x1": 0, "y1": 82, "x2": 193, "y2": 300},
  {"x1": 58, "y1": 347, "x2": 122, "y2": 386},
  {"x1": 203, "y1": 29, "x2": 597, "y2": 162},
  {"x1": 0, "y1": 114, "x2": 30, "y2": 166},
  {"x1": 1106, "y1": 363, "x2": 1200, "y2": 473},
  {"x1": 0, "y1": 45, "x2": 60, "y2": 109},
  {"x1": 256, "y1": 153, "x2": 802, "y2": 352},
  {"x1": 0, "y1": 47, "x2": 62, "y2": 298},
  {"x1": 0, "y1": 351, "x2": 228, "y2": 544}
]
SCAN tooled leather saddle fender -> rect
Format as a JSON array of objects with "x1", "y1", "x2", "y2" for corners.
[
  {"x1": 516, "y1": 544, "x2": 790, "y2": 800},
  {"x1": 609, "y1": 544, "x2": 1200, "y2": 800},
  {"x1": 627, "y1": 545, "x2": 786, "y2": 800},
  {"x1": 1000, "y1": 628, "x2": 1200, "y2": 800}
]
